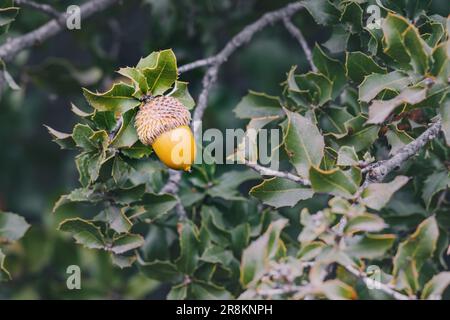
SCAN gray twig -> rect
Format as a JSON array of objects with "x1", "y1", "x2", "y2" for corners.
[
  {"x1": 0, "y1": 0, "x2": 121, "y2": 61},
  {"x1": 363, "y1": 120, "x2": 442, "y2": 183},
  {"x1": 282, "y1": 17, "x2": 317, "y2": 72},
  {"x1": 245, "y1": 161, "x2": 310, "y2": 186}
]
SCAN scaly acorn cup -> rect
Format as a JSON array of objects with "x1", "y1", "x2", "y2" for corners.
[{"x1": 135, "y1": 96, "x2": 196, "y2": 171}]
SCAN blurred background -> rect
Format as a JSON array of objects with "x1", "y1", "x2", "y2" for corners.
[{"x1": 0, "y1": 0, "x2": 448, "y2": 299}]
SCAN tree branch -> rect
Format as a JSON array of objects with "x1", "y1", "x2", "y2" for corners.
[
  {"x1": 245, "y1": 161, "x2": 310, "y2": 186},
  {"x1": 282, "y1": 17, "x2": 317, "y2": 72},
  {"x1": 0, "y1": 0, "x2": 121, "y2": 62},
  {"x1": 363, "y1": 120, "x2": 442, "y2": 183},
  {"x1": 178, "y1": 2, "x2": 304, "y2": 75},
  {"x1": 344, "y1": 264, "x2": 412, "y2": 300},
  {"x1": 15, "y1": 0, "x2": 61, "y2": 20}
]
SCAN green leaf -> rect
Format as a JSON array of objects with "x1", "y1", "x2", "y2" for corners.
[
  {"x1": 111, "y1": 234, "x2": 144, "y2": 254},
  {"x1": 309, "y1": 166, "x2": 361, "y2": 198},
  {"x1": 297, "y1": 241, "x2": 326, "y2": 261},
  {"x1": 367, "y1": 87, "x2": 428, "y2": 124},
  {"x1": 121, "y1": 141, "x2": 152, "y2": 159},
  {"x1": 345, "y1": 234, "x2": 395, "y2": 259},
  {"x1": 250, "y1": 177, "x2": 314, "y2": 208},
  {"x1": 323, "y1": 25, "x2": 350, "y2": 54},
  {"x1": 313, "y1": 45, "x2": 347, "y2": 98},
  {"x1": 75, "y1": 151, "x2": 104, "y2": 187},
  {"x1": 302, "y1": 0, "x2": 339, "y2": 26},
  {"x1": 95, "y1": 206, "x2": 132, "y2": 234},
  {"x1": 336, "y1": 146, "x2": 359, "y2": 166},
  {"x1": 321, "y1": 280, "x2": 357, "y2": 300},
  {"x1": 72, "y1": 124, "x2": 97, "y2": 151},
  {"x1": 0, "y1": 5, "x2": 19, "y2": 35},
  {"x1": 361, "y1": 176, "x2": 409, "y2": 210},
  {"x1": 386, "y1": 125, "x2": 414, "y2": 155},
  {"x1": 0, "y1": 212, "x2": 30, "y2": 242},
  {"x1": 382, "y1": 13, "x2": 411, "y2": 64},
  {"x1": 188, "y1": 280, "x2": 233, "y2": 299},
  {"x1": 421, "y1": 272, "x2": 450, "y2": 300},
  {"x1": 359, "y1": 71, "x2": 413, "y2": 103},
  {"x1": 207, "y1": 170, "x2": 259, "y2": 201},
  {"x1": 131, "y1": 193, "x2": 178, "y2": 221},
  {"x1": 53, "y1": 187, "x2": 104, "y2": 212},
  {"x1": 403, "y1": 24, "x2": 430, "y2": 74},
  {"x1": 111, "y1": 108, "x2": 139, "y2": 148},
  {"x1": 138, "y1": 49, "x2": 178, "y2": 96},
  {"x1": 287, "y1": 68, "x2": 333, "y2": 106},
  {"x1": 117, "y1": 67, "x2": 148, "y2": 98},
  {"x1": 167, "y1": 283, "x2": 188, "y2": 300},
  {"x1": 345, "y1": 52, "x2": 387, "y2": 83},
  {"x1": 176, "y1": 221, "x2": 201, "y2": 275},
  {"x1": 338, "y1": 124, "x2": 379, "y2": 152},
  {"x1": 0, "y1": 249, "x2": 11, "y2": 281},
  {"x1": 233, "y1": 91, "x2": 283, "y2": 119},
  {"x1": 169, "y1": 81, "x2": 195, "y2": 110},
  {"x1": 240, "y1": 219, "x2": 288, "y2": 287},
  {"x1": 421, "y1": 171, "x2": 450, "y2": 209},
  {"x1": 282, "y1": 109, "x2": 325, "y2": 178},
  {"x1": 58, "y1": 218, "x2": 105, "y2": 250},
  {"x1": 138, "y1": 258, "x2": 182, "y2": 283},
  {"x1": 339, "y1": 1, "x2": 363, "y2": 33},
  {"x1": 344, "y1": 214, "x2": 386, "y2": 235},
  {"x1": 393, "y1": 216, "x2": 439, "y2": 294},
  {"x1": 441, "y1": 93, "x2": 450, "y2": 146},
  {"x1": 83, "y1": 83, "x2": 140, "y2": 113},
  {"x1": 110, "y1": 185, "x2": 146, "y2": 205}
]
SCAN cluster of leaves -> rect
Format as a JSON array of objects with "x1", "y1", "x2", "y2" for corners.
[
  {"x1": 0, "y1": 0, "x2": 20, "y2": 90},
  {"x1": 45, "y1": 0, "x2": 450, "y2": 299},
  {"x1": 233, "y1": 0, "x2": 450, "y2": 299}
]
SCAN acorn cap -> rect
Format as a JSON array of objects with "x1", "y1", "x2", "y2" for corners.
[{"x1": 135, "y1": 96, "x2": 191, "y2": 145}]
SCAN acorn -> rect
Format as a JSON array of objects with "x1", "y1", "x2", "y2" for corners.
[{"x1": 135, "y1": 96, "x2": 196, "y2": 171}]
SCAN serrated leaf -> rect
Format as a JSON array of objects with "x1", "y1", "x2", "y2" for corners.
[
  {"x1": 117, "y1": 67, "x2": 148, "y2": 98},
  {"x1": 382, "y1": 13, "x2": 411, "y2": 64},
  {"x1": 345, "y1": 52, "x2": 387, "y2": 83},
  {"x1": 367, "y1": 87, "x2": 427, "y2": 124},
  {"x1": 361, "y1": 176, "x2": 409, "y2": 210},
  {"x1": 403, "y1": 24, "x2": 430, "y2": 74},
  {"x1": 83, "y1": 83, "x2": 140, "y2": 113},
  {"x1": 121, "y1": 141, "x2": 152, "y2": 159},
  {"x1": 309, "y1": 166, "x2": 361, "y2": 198},
  {"x1": 313, "y1": 45, "x2": 347, "y2": 98},
  {"x1": 359, "y1": 71, "x2": 413, "y2": 103},
  {"x1": 282, "y1": 109, "x2": 325, "y2": 178},
  {"x1": 139, "y1": 49, "x2": 178, "y2": 96},
  {"x1": 233, "y1": 91, "x2": 283, "y2": 119},
  {"x1": 72, "y1": 124, "x2": 97, "y2": 151},
  {"x1": 111, "y1": 234, "x2": 144, "y2": 254},
  {"x1": 240, "y1": 219, "x2": 288, "y2": 287},
  {"x1": 75, "y1": 151, "x2": 104, "y2": 187},
  {"x1": 250, "y1": 177, "x2": 314, "y2": 208},
  {"x1": 0, "y1": 211, "x2": 30, "y2": 242},
  {"x1": 169, "y1": 81, "x2": 195, "y2": 110},
  {"x1": 393, "y1": 216, "x2": 439, "y2": 294},
  {"x1": 58, "y1": 218, "x2": 105, "y2": 250}
]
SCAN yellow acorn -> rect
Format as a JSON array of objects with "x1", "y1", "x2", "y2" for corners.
[{"x1": 135, "y1": 96, "x2": 196, "y2": 171}]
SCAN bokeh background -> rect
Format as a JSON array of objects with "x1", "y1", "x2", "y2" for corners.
[{"x1": 0, "y1": 0, "x2": 449, "y2": 299}]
